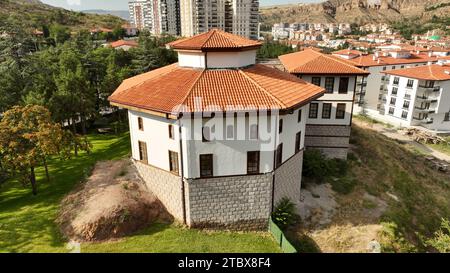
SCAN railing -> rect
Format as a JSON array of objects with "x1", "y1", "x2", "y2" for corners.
[
  {"x1": 416, "y1": 95, "x2": 438, "y2": 102},
  {"x1": 268, "y1": 218, "x2": 297, "y2": 253}
]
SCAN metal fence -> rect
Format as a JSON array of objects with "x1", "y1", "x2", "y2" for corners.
[{"x1": 268, "y1": 218, "x2": 297, "y2": 253}]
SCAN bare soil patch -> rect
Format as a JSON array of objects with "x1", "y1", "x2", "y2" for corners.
[{"x1": 57, "y1": 159, "x2": 172, "y2": 242}]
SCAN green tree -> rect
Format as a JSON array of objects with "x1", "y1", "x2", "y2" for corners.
[{"x1": 50, "y1": 24, "x2": 71, "y2": 44}]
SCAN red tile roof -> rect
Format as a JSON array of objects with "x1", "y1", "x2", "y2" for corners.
[
  {"x1": 109, "y1": 64, "x2": 325, "y2": 114},
  {"x1": 342, "y1": 53, "x2": 439, "y2": 67},
  {"x1": 279, "y1": 49, "x2": 369, "y2": 75},
  {"x1": 109, "y1": 40, "x2": 138, "y2": 48},
  {"x1": 332, "y1": 49, "x2": 363, "y2": 56},
  {"x1": 383, "y1": 63, "x2": 450, "y2": 81},
  {"x1": 167, "y1": 29, "x2": 262, "y2": 52}
]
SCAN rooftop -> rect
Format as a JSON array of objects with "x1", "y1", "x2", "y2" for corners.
[
  {"x1": 109, "y1": 40, "x2": 138, "y2": 48},
  {"x1": 109, "y1": 63, "x2": 325, "y2": 115},
  {"x1": 342, "y1": 53, "x2": 439, "y2": 67},
  {"x1": 166, "y1": 29, "x2": 262, "y2": 52},
  {"x1": 383, "y1": 63, "x2": 450, "y2": 81},
  {"x1": 279, "y1": 48, "x2": 369, "y2": 75}
]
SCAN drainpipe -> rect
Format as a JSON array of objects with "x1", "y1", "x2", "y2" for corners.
[
  {"x1": 270, "y1": 114, "x2": 279, "y2": 214},
  {"x1": 178, "y1": 119, "x2": 187, "y2": 225}
]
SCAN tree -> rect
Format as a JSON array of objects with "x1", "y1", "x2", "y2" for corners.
[
  {"x1": 50, "y1": 24, "x2": 71, "y2": 44},
  {"x1": 0, "y1": 105, "x2": 89, "y2": 195}
]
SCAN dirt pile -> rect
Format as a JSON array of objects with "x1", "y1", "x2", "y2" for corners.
[{"x1": 57, "y1": 159, "x2": 172, "y2": 241}]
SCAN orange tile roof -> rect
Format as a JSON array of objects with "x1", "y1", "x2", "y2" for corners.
[
  {"x1": 109, "y1": 64, "x2": 325, "y2": 114},
  {"x1": 279, "y1": 49, "x2": 369, "y2": 75},
  {"x1": 383, "y1": 63, "x2": 450, "y2": 81},
  {"x1": 109, "y1": 40, "x2": 138, "y2": 48},
  {"x1": 167, "y1": 29, "x2": 262, "y2": 52},
  {"x1": 332, "y1": 49, "x2": 363, "y2": 55},
  {"x1": 342, "y1": 53, "x2": 439, "y2": 67}
]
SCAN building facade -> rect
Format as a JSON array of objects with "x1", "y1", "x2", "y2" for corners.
[
  {"x1": 129, "y1": 0, "x2": 181, "y2": 35},
  {"x1": 378, "y1": 60, "x2": 450, "y2": 132},
  {"x1": 109, "y1": 30, "x2": 324, "y2": 230},
  {"x1": 180, "y1": 0, "x2": 259, "y2": 40},
  {"x1": 279, "y1": 49, "x2": 369, "y2": 159}
]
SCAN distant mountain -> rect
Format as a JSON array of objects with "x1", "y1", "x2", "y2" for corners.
[
  {"x1": 0, "y1": 0, "x2": 126, "y2": 30},
  {"x1": 82, "y1": 10, "x2": 130, "y2": 21},
  {"x1": 260, "y1": 0, "x2": 450, "y2": 26}
]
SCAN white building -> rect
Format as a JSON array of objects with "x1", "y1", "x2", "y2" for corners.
[
  {"x1": 180, "y1": 0, "x2": 259, "y2": 39},
  {"x1": 129, "y1": 0, "x2": 181, "y2": 35},
  {"x1": 378, "y1": 60, "x2": 450, "y2": 132},
  {"x1": 279, "y1": 49, "x2": 370, "y2": 159},
  {"x1": 108, "y1": 29, "x2": 324, "y2": 230}
]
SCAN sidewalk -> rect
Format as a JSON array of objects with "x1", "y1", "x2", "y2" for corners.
[{"x1": 352, "y1": 119, "x2": 450, "y2": 163}]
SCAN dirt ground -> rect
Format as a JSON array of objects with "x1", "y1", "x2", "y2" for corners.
[{"x1": 57, "y1": 159, "x2": 172, "y2": 242}]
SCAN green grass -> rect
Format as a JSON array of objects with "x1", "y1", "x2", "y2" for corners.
[
  {"x1": 0, "y1": 132, "x2": 280, "y2": 253},
  {"x1": 428, "y1": 138, "x2": 450, "y2": 157}
]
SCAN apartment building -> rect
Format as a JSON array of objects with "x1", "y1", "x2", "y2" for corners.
[
  {"x1": 379, "y1": 60, "x2": 450, "y2": 132},
  {"x1": 180, "y1": 0, "x2": 259, "y2": 39},
  {"x1": 332, "y1": 48, "x2": 440, "y2": 116},
  {"x1": 129, "y1": 0, "x2": 181, "y2": 35},
  {"x1": 108, "y1": 29, "x2": 325, "y2": 230},
  {"x1": 279, "y1": 49, "x2": 370, "y2": 159}
]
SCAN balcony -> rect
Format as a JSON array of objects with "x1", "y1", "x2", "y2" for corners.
[
  {"x1": 416, "y1": 95, "x2": 439, "y2": 103},
  {"x1": 413, "y1": 116, "x2": 434, "y2": 124},
  {"x1": 404, "y1": 93, "x2": 412, "y2": 100}
]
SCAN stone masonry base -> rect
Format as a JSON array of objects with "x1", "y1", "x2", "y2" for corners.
[{"x1": 305, "y1": 124, "x2": 351, "y2": 159}]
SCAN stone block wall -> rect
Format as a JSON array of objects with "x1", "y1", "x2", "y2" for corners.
[
  {"x1": 274, "y1": 150, "x2": 303, "y2": 207},
  {"x1": 134, "y1": 161, "x2": 184, "y2": 221},
  {"x1": 305, "y1": 125, "x2": 351, "y2": 159},
  {"x1": 185, "y1": 174, "x2": 272, "y2": 230}
]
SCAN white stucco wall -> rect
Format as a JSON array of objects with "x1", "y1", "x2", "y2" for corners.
[
  {"x1": 206, "y1": 50, "x2": 257, "y2": 68},
  {"x1": 178, "y1": 51, "x2": 206, "y2": 68}
]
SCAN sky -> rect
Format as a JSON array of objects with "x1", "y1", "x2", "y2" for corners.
[{"x1": 40, "y1": 0, "x2": 323, "y2": 11}]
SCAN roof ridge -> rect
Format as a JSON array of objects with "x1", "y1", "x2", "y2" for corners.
[
  {"x1": 177, "y1": 69, "x2": 206, "y2": 113},
  {"x1": 201, "y1": 29, "x2": 217, "y2": 49},
  {"x1": 238, "y1": 66, "x2": 286, "y2": 108},
  {"x1": 322, "y1": 53, "x2": 366, "y2": 72}
]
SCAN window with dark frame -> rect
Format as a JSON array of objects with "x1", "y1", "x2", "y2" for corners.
[
  {"x1": 406, "y1": 79, "x2": 414, "y2": 88},
  {"x1": 338, "y1": 77, "x2": 349, "y2": 94},
  {"x1": 309, "y1": 103, "x2": 318, "y2": 118},
  {"x1": 325, "y1": 77, "x2": 334, "y2": 93},
  {"x1": 247, "y1": 151, "x2": 260, "y2": 174},
  {"x1": 336, "y1": 103, "x2": 346, "y2": 119},
  {"x1": 393, "y1": 77, "x2": 399, "y2": 85},
  {"x1": 392, "y1": 87, "x2": 398, "y2": 95},
  {"x1": 168, "y1": 124, "x2": 174, "y2": 139},
  {"x1": 445, "y1": 112, "x2": 450, "y2": 122},
  {"x1": 401, "y1": 111, "x2": 408, "y2": 119},
  {"x1": 168, "y1": 151, "x2": 179, "y2": 174},
  {"x1": 279, "y1": 119, "x2": 283, "y2": 133},
  {"x1": 390, "y1": 97, "x2": 396, "y2": 105},
  {"x1": 295, "y1": 132, "x2": 301, "y2": 153},
  {"x1": 389, "y1": 107, "x2": 395, "y2": 115},
  {"x1": 298, "y1": 109, "x2": 302, "y2": 123},
  {"x1": 403, "y1": 100, "x2": 410, "y2": 109},
  {"x1": 276, "y1": 143, "x2": 283, "y2": 168},
  {"x1": 311, "y1": 77, "x2": 321, "y2": 86},
  {"x1": 199, "y1": 154, "x2": 213, "y2": 177},
  {"x1": 322, "y1": 103, "x2": 332, "y2": 119},
  {"x1": 138, "y1": 117, "x2": 144, "y2": 131},
  {"x1": 138, "y1": 141, "x2": 148, "y2": 164}
]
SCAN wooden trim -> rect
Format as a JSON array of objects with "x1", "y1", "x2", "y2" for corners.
[{"x1": 110, "y1": 101, "x2": 178, "y2": 120}]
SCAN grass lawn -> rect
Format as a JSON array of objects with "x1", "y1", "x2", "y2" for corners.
[
  {"x1": 428, "y1": 137, "x2": 450, "y2": 157},
  {"x1": 0, "y1": 133, "x2": 280, "y2": 253}
]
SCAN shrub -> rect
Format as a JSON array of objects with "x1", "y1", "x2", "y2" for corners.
[
  {"x1": 271, "y1": 197, "x2": 298, "y2": 230},
  {"x1": 302, "y1": 149, "x2": 349, "y2": 182},
  {"x1": 426, "y1": 218, "x2": 450, "y2": 253},
  {"x1": 330, "y1": 176, "x2": 356, "y2": 195}
]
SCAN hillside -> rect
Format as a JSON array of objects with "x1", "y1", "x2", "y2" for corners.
[
  {"x1": 260, "y1": 0, "x2": 450, "y2": 26},
  {"x1": 82, "y1": 10, "x2": 130, "y2": 21},
  {"x1": 0, "y1": 0, "x2": 125, "y2": 31}
]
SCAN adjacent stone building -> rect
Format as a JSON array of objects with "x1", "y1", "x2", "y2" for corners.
[{"x1": 108, "y1": 30, "x2": 324, "y2": 230}]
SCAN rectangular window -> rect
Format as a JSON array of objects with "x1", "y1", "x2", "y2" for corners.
[
  {"x1": 390, "y1": 97, "x2": 396, "y2": 106},
  {"x1": 168, "y1": 151, "x2": 179, "y2": 174},
  {"x1": 445, "y1": 112, "x2": 450, "y2": 122},
  {"x1": 295, "y1": 131, "x2": 301, "y2": 153},
  {"x1": 168, "y1": 124, "x2": 174, "y2": 139},
  {"x1": 309, "y1": 103, "x2": 318, "y2": 118},
  {"x1": 311, "y1": 77, "x2": 321, "y2": 86},
  {"x1": 407, "y1": 79, "x2": 414, "y2": 88},
  {"x1": 338, "y1": 77, "x2": 349, "y2": 94},
  {"x1": 199, "y1": 154, "x2": 213, "y2": 177},
  {"x1": 336, "y1": 103, "x2": 346, "y2": 119},
  {"x1": 393, "y1": 77, "x2": 400, "y2": 85},
  {"x1": 325, "y1": 77, "x2": 334, "y2": 93},
  {"x1": 138, "y1": 117, "x2": 144, "y2": 131},
  {"x1": 247, "y1": 151, "x2": 260, "y2": 174},
  {"x1": 391, "y1": 87, "x2": 398, "y2": 95},
  {"x1": 403, "y1": 100, "x2": 410, "y2": 109},
  {"x1": 276, "y1": 143, "x2": 283, "y2": 168},
  {"x1": 322, "y1": 103, "x2": 332, "y2": 119},
  {"x1": 389, "y1": 107, "x2": 395, "y2": 115},
  {"x1": 382, "y1": 66, "x2": 386, "y2": 71},
  {"x1": 392, "y1": 66, "x2": 396, "y2": 70},
  {"x1": 250, "y1": 124, "x2": 258, "y2": 140},
  {"x1": 138, "y1": 141, "x2": 148, "y2": 164},
  {"x1": 401, "y1": 111, "x2": 408, "y2": 119},
  {"x1": 297, "y1": 109, "x2": 302, "y2": 123},
  {"x1": 279, "y1": 119, "x2": 283, "y2": 133}
]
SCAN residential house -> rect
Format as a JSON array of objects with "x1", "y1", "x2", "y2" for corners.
[
  {"x1": 279, "y1": 49, "x2": 370, "y2": 159},
  {"x1": 108, "y1": 29, "x2": 324, "y2": 230}
]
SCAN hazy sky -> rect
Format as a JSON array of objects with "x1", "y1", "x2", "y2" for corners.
[{"x1": 41, "y1": 0, "x2": 323, "y2": 11}]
